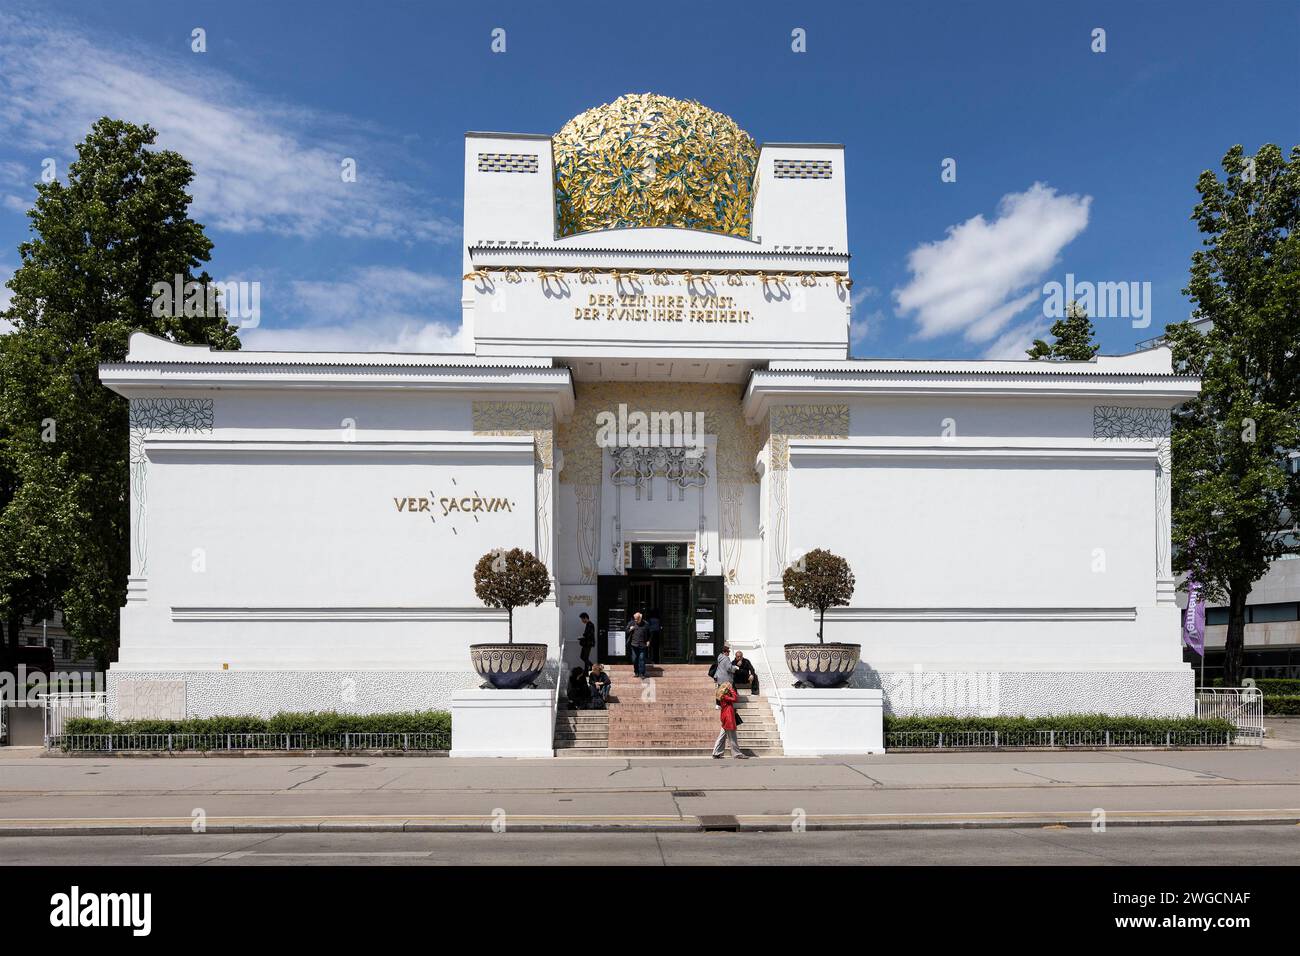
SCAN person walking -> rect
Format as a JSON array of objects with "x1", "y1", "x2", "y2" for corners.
[
  {"x1": 712, "y1": 682, "x2": 747, "y2": 758},
  {"x1": 712, "y1": 641, "x2": 735, "y2": 686},
  {"x1": 577, "y1": 611, "x2": 596, "y2": 671},
  {"x1": 626, "y1": 611, "x2": 650, "y2": 679}
]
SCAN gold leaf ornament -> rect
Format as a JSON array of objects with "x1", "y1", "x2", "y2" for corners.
[{"x1": 554, "y1": 93, "x2": 759, "y2": 238}]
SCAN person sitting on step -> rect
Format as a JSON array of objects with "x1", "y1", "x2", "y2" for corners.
[
  {"x1": 732, "y1": 651, "x2": 759, "y2": 695},
  {"x1": 567, "y1": 666, "x2": 592, "y2": 710},
  {"x1": 588, "y1": 663, "x2": 611, "y2": 708}
]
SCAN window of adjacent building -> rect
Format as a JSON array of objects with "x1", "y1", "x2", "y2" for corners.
[
  {"x1": 1205, "y1": 603, "x2": 1300, "y2": 625},
  {"x1": 1249, "y1": 602, "x2": 1300, "y2": 623}
]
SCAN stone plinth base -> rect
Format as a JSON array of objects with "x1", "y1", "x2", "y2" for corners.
[
  {"x1": 777, "y1": 688, "x2": 885, "y2": 756},
  {"x1": 450, "y1": 688, "x2": 554, "y2": 758}
]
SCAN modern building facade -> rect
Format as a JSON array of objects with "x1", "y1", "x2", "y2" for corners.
[{"x1": 98, "y1": 94, "x2": 1201, "y2": 723}]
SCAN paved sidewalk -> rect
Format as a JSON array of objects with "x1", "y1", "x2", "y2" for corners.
[{"x1": 0, "y1": 746, "x2": 1296, "y2": 834}]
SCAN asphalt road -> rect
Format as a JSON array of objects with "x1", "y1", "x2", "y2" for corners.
[
  {"x1": 0, "y1": 825, "x2": 1295, "y2": 865},
  {"x1": 2, "y1": 746, "x2": 1297, "y2": 831}
]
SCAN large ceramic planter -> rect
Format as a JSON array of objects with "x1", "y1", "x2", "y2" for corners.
[
  {"x1": 470, "y1": 643, "x2": 547, "y2": 689},
  {"x1": 784, "y1": 642, "x2": 861, "y2": 688}
]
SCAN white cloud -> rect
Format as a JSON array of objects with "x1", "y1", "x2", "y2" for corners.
[
  {"x1": 893, "y1": 183, "x2": 1091, "y2": 344},
  {"x1": 239, "y1": 266, "x2": 464, "y2": 353},
  {"x1": 981, "y1": 318, "x2": 1051, "y2": 359},
  {"x1": 241, "y1": 321, "x2": 463, "y2": 353},
  {"x1": 0, "y1": 13, "x2": 455, "y2": 242},
  {"x1": 849, "y1": 284, "x2": 881, "y2": 349}
]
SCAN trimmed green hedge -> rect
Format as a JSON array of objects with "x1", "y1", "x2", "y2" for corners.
[
  {"x1": 1264, "y1": 695, "x2": 1300, "y2": 716},
  {"x1": 884, "y1": 714, "x2": 1234, "y2": 742},
  {"x1": 63, "y1": 710, "x2": 451, "y2": 737}
]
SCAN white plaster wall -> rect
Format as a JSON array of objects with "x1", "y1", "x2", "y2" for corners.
[
  {"x1": 752, "y1": 145, "x2": 848, "y2": 252},
  {"x1": 115, "y1": 387, "x2": 562, "y2": 716},
  {"x1": 463, "y1": 133, "x2": 555, "y2": 271},
  {"x1": 788, "y1": 456, "x2": 1153, "y2": 610},
  {"x1": 147, "y1": 451, "x2": 537, "y2": 610},
  {"x1": 754, "y1": 392, "x2": 1192, "y2": 716}
]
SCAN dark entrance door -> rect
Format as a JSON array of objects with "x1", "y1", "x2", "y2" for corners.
[{"x1": 596, "y1": 573, "x2": 725, "y2": 665}]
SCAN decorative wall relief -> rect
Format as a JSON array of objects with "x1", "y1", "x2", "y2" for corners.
[
  {"x1": 768, "y1": 404, "x2": 849, "y2": 575},
  {"x1": 129, "y1": 398, "x2": 214, "y2": 578},
  {"x1": 575, "y1": 484, "x2": 600, "y2": 583},
  {"x1": 556, "y1": 382, "x2": 761, "y2": 486},
  {"x1": 769, "y1": 403, "x2": 850, "y2": 471},
  {"x1": 116, "y1": 679, "x2": 187, "y2": 721},
  {"x1": 1093, "y1": 406, "x2": 1173, "y2": 578},
  {"x1": 609, "y1": 446, "x2": 709, "y2": 501},
  {"x1": 472, "y1": 401, "x2": 553, "y2": 469},
  {"x1": 474, "y1": 401, "x2": 555, "y2": 577},
  {"x1": 719, "y1": 481, "x2": 745, "y2": 584}
]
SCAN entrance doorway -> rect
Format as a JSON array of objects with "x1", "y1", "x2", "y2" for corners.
[{"x1": 596, "y1": 572, "x2": 725, "y2": 665}]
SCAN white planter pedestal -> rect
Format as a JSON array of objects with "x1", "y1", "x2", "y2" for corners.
[
  {"x1": 450, "y1": 688, "x2": 554, "y2": 758},
  {"x1": 777, "y1": 688, "x2": 885, "y2": 756}
]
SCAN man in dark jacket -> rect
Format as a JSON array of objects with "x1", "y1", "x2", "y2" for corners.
[
  {"x1": 626, "y1": 612, "x2": 650, "y2": 679},
  {"x1": 733, "y1": 650, "x2": 759, "y2": 695},
  {"x1": 578, "y1": 612, "x2": 595, "y2": 671}
]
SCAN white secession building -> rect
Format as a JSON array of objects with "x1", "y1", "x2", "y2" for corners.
[{"x1": 99, "y1": 94, "x2": 1200, "y2": 724}]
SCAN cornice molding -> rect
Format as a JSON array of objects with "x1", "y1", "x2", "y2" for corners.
[
  {"x1": 172, "y1": 606, "x2": 508, "y2": 623},
  {"x1": 787, "y1": 438, "x2": 1159, "y2": 464}
]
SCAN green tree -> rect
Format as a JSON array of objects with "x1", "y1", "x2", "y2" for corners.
[
  {"x1": 782, "y1": 548, "x2": 855, "y2": 643},
  {"x1": 0, "y1": 118, "x2": 242, "y2": 666},
  {"x1": 472, "y1": 548, "x2": 551, "y2": 642},
  {"x1": 1026, "y1": 301, "x2": 1100, "y2": 360},
  {"x1": 1166, "y1": 144, "x2": 1300, "y2": 687}
]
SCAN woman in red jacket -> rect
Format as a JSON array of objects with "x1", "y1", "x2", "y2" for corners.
[{"x1": 711, "y1": 682, "x2": 748, "y2": 758}]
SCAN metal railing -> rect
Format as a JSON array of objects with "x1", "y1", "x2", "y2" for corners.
[
  {"x1": 886, "y1": 729, "x2": 1234, "y2": 750},
  {"x1": 1196, "y1": 686, "x2": 1265, "y2": 744},
  {"x1": 41, "y1": 691, "x2": 106, "y2": 746},
  {"x1": 53, "y1": 731, "x2": 451, "y2": 753}
]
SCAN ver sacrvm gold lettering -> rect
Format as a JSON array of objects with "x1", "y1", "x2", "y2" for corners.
[{"x1": 393, "y1": 496, "x2": 513, "y2": 515}]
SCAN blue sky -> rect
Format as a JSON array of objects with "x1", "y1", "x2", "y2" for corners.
[{"x1": 0, "y1": 0, "x2": 1295, "y2": 358}]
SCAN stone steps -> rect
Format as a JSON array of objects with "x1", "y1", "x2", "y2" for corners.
[{"x1": 554, "y1": 664, "x2": 783, "y2": 757}]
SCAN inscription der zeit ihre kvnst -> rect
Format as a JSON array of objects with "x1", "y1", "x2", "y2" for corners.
[{"x1": 574, "y1": 293, "x2": 753, "y2": 324}]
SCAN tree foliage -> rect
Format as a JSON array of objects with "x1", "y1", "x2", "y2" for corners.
[
  {"x1": 472, "y1": 548, "x2": 551, "y2": 643},
  {"x1": 1166, "y1": 143, "x2": 1300, "y2": 686},
  {"x1": 0, "y1": 118, "x2": 242, "y2": 665},
  {"x1": 782, "y1": 548, "x2": 855, "y2": 643},
  {"x1": 1026, "y1": 301, "x2": 1100, "y2": 360}
]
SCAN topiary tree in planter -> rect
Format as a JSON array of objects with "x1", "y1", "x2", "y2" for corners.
[
  {"x1": 473, "y1": 547, "x2": 551, "y2": 642},
  {"x1": 783, "y1": 548, "x2": 855, "y2": 642},
  {"x1": 470, "y1": 548, "x2": 552, "y2": 688},
  {"x1": 781, "y1": 548, "x2": 859, "y2": 687}
]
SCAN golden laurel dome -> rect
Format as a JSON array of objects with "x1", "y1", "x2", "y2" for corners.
[{"x1": 553, "y1": 93, "x2": 759, "y2": 239}]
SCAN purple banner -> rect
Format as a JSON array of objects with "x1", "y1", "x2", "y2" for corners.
[{"x1": 1183, "y1": 576, "x2": 1206, "y2": 657}]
